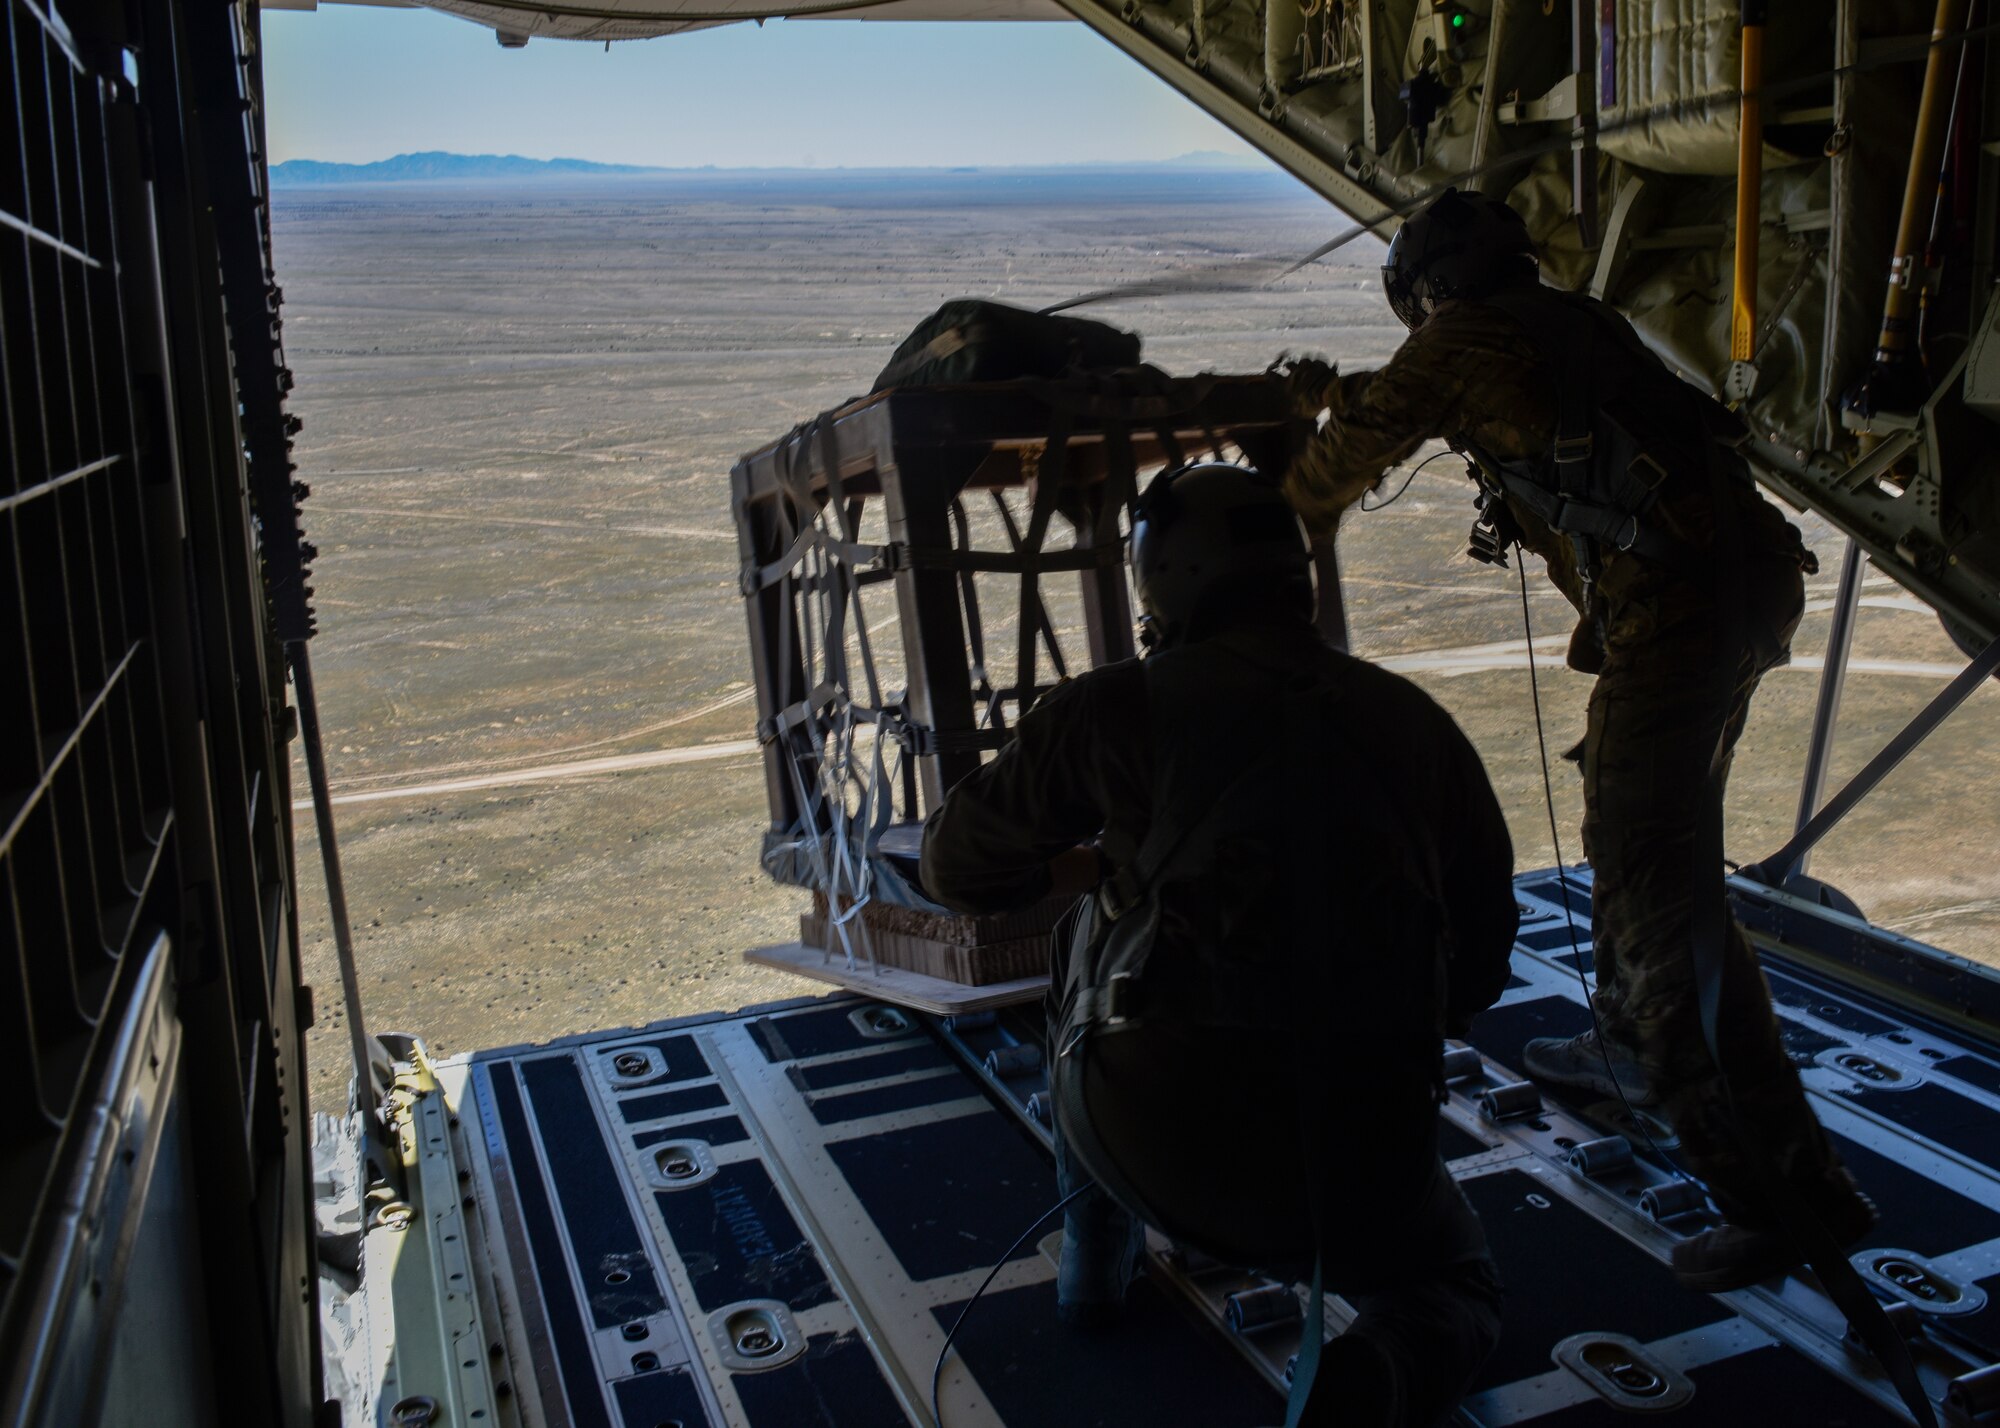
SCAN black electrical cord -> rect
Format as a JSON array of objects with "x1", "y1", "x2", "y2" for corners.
[
  {"x1": 930, "y1": 1182, "x2": 1095, "y2": 1428},
  {"x1": 1514, "y1": 559, "x2": 1693, "y2": 1185},
  {"x1": 1359, "y1": 448, "x2": 1455, "y2": 511}
]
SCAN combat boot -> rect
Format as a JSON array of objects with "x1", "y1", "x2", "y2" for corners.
[
  {"x1": 1520, "y1": 1028, "x2": 1656, "y2": 1106},
  {"x1": 1670, "y1": 1168, "x2": 1878, "y2": 1292},
  {"x1": 1054, "y1": 1212, "x2": 1144, "y2": 1331}
]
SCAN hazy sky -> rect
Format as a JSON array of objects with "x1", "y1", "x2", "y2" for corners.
[{"x1": 262, "y1": 7, "x2": 1259, "y2": 167}]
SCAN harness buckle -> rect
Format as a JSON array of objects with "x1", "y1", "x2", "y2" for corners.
[
  {"x1": 1628, "y1": 452, "x2": 1668, "y2": 492},
  {"x1": 1554, "y1": 433, "x2": 1593, "y2": 465},
  {"x1": 1096, "y1": 868, "x2": 1141, "y2": 922},
  {"x1": 1103, "y1": 971, "x2": 1136, "y2": 1026},
  {"x1": 1613, "y1": 515, "x2": 1642, "y2": 552},
  {"x1": 1059, "y1": 971, "x2": 1139, "y2": 1060}
]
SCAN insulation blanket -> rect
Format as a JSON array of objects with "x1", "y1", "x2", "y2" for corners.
[{"x1": 1595, "y1": 0, "x2": 1827, "y2": 176}]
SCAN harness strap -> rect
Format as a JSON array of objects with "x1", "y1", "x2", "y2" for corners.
[
  {"x1": 1477, "y1": 289, "x2": 1596, "y2": 501},
  {"x1": 1083, "y1": 741, "x2": 1268, "y2": 951},
  {"x1": 1471, "y1": 291, "x2": 1713, "y2": 586},
  {"x1": 1480, "y1": 467, "x2": 1696, "y2": 569},
  {"x1": 1526, "y1": 298, "x2": 1600, "y2": 599}
]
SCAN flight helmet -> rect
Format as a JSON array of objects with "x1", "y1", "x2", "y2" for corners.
[
  {"x1": 1381, "y1": 187, "x2": 1537, "y2": 331},
  {"x1": 1130, "y1": 462, "x2": 1315, "y2": 649}
]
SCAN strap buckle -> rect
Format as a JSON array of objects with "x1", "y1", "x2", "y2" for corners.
[
  {"x1": 1628, "y1": 452, "x2": 1668, "y2": 492},
  {"x1": 1096, "y1": 866, "x2": 1142, "y2": 922},
  {"x1": 1058, "y1": 972, "x2": 1139, "y2": 1060},
  {"x1": 1102, "y1": 971, "x2": 1136, "y2": 1025},
  {"x1": 1554, "y1": 433, "x2": 1594, "y2": 465}
]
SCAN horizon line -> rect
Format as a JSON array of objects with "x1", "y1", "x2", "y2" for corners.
[{"x1": 269, "y1": 149, "x2": 1271, "y2": 175}]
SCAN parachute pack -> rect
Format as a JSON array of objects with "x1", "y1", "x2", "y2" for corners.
[{"x1": 871, "y1": 298, "x2": 1142, "y2": 391}]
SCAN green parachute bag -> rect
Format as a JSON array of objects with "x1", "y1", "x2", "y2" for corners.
[{"x1": 871, "y1": 299, "x2": 1141, "y2": 391}]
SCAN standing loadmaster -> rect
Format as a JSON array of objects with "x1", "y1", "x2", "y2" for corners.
[{"x1": 1278, "y1": 186, "x2": 1873, "y2": 1290}]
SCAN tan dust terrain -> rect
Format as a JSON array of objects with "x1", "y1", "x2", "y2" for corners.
[{"x1": 273, "y1": 171, "x2": 2000, "y2": 1112}]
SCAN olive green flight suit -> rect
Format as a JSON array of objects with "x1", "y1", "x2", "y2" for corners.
[{"x1": 1286, "y1": 291, "x2": 1842, "y2": 1227}]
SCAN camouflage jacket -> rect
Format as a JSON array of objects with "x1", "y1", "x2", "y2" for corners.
[{"x1": 1284, "y1": 295, "x2": 1813, "y2": 637}]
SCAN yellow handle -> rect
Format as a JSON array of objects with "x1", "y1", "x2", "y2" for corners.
[{"x1": 1730, "y1": 23, "x2": 1764, "y2": 365}]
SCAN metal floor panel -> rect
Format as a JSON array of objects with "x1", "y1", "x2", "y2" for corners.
[{"x1": 438, "y1": 871, "x2": 2000, "y2": 1427}]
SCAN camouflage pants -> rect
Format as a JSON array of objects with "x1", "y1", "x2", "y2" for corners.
[{"x1": 1580, "y1": 565, "x2": 1842, "y2": 1226}]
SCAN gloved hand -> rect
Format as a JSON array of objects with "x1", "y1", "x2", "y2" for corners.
[{"x1": 1271, "y1": 352, "x2": 1338, "y2": 417}]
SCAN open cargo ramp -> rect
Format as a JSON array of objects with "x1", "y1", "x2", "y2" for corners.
[{"x1": 351, "y1": 868, "x2": 2000, "y2": 1426}]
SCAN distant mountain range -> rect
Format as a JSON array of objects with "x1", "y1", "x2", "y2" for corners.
[
  {"x1": 268, "y1": 149, "x2": 1267, "y2": 184},
  {"x1": 270, "y1": 152, "x2": 664, "y2": 183}
]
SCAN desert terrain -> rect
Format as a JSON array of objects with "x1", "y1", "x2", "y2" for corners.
[{"x1": 272, "y1": 169, "x2": 2000, "y2": 1112}]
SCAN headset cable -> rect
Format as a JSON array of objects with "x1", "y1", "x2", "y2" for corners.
[{"x1": 930, "y1": 1182, "x2": 1095, "y2": 1428}]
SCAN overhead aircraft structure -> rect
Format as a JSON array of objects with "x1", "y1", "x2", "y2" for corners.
[{"x1": 7, "y1": 3, "x2": 2000, "y2": 1428}]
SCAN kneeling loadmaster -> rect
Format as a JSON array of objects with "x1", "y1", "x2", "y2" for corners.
[{"x1": 1044, "y1": 464, "x2": 1511, "y2": 1428}]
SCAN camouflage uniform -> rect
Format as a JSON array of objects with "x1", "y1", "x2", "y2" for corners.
[{"x1": 1286, "y1": 293, "x2": 1844, "y2": 1227}]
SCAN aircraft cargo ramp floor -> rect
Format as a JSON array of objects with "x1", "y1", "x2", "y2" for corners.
[{"x1": 426, "y1": 870, "x2": 2000, "y2": 1427}]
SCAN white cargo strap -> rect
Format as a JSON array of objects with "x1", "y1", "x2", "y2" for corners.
[{"x1": 763, "y1": 415, "x2": 917, "y2": 969}]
